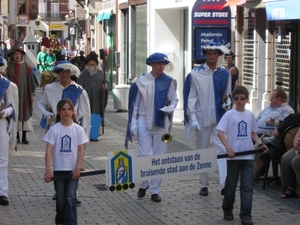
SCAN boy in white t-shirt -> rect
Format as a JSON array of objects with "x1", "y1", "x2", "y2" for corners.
[
  {"x1": 44, "y1": 99, "x2": 89, "y2": 225},
  {"x1": 217, "y1": 86, "x2": 268, "y2": 225}
]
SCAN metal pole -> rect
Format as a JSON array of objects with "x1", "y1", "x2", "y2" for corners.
[
  {"x1": 0, "y1": 13, "x2": 4, "y2": 41},
  {"x1": 109, "y1": 32, "x2": 114, "y2": 90}
]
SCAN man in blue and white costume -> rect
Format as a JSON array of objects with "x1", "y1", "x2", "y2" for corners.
[
  {"x1": 38, "y1": 60, "x2": 91, "y2": 137},
  {"x1": 0, "y1": 56, "x2": 18, "y2": 206},
  {"x1": 125, "y1": 52, "x2": 178, "y2": 202},
  {"x1": 184, "y1": 42, "x2": 231, "y2": 197}
]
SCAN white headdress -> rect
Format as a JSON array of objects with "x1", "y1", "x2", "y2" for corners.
[{"x1": 202, "y1": 42, "x2": 231, "y2": 67}]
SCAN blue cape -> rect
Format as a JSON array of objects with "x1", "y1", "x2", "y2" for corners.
[
  {"x1": 183, "y1": 65, "x2": 229, "y2": 124},
  {"x1": 125, "y1": 73, "x2": 172, "y2": 148}
]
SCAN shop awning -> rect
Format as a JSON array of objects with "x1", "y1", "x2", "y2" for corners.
[
  {"x1": 96, "y1": 12, "x2": 111, "y2": 21},
  {"x1": 96, "y1": 9, "x2": 113, "y2": 21},
  {"x1": 242, "y1": 0, "x2": 265, "y2": 8},
  {"x1": 223, "y1": 0, "x2": 246, "y2": 7},
  {"x1": 264, "y1": 0, "x2": 300, "y2": 20}
]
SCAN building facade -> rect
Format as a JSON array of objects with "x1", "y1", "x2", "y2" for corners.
[{"x1": 3, "y1": 0, "x2": 300, "y2": 116}]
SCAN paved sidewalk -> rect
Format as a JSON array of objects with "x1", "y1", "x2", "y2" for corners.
[{"x1": 0, "y1": 88, "x2": 300, "y2": 225}]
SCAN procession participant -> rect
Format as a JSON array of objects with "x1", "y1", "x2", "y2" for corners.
[
  {"x1": 37, "y1": 46, "x2": 47, "y2": 72},
  {"x1": 183, "y1": 42, "x2": 231, "y2": 196},
  {"x1": 41, "y1": 32, "x2": 50, "y2": 48},
  {"x1": 70, "y1": 50, "x2": 86, "y2": 71},
  {"x1": 43, "y1": 48, "x2": 56, "y2": 71},
  {"x1": 38, "y1": 60, "x2": 90, "y2": 136},
  {"x1": 217, "y1": 86, "x2": 268, "y2": 225},
  {"x1": 6, "y1": 46, "x2": 38, "y2": 144},
  {"x1": 125, "y1": 52, "x2": 178, "y2": 202},
  {"x1": 77, "y1": 51, "x2": 108, "y2": 141},
  {"x1": 0, "y1": 56, "x2": 18, "y2": 206},
  {"x1": 44, "y1": 99, "x2": 88, "y2": 225}
]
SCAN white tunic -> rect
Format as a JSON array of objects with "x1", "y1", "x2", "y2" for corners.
[{"x1": 38, "y1": 81, "x2": 91, "y2": 137}]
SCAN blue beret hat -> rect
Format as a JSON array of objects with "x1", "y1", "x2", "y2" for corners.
[
  {"x1": 146, "y1": 52, "x2": 170, "y2": 65},
  {"x1": 0, "y1": 56, "x2": 4, "y2": 67},
  {"x1": 0, "y1": 56, "x2": 7, "y2": 73}
]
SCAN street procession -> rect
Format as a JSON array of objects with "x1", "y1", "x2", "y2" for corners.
[{"x1": 1, "y1": 0, "x2": 300, "y2": 225}]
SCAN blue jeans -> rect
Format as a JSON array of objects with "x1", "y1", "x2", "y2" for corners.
[
  {"x1": 54, "y1": 171, "x2": 79, "y2": 225},
  {"x1": 222, "y1": 160, "x2": 253, "y2": 220}
]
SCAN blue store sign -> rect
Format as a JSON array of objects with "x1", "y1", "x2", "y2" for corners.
[
  {"x1": 192, "y1": 0, "x2": 231, "y2": 61},
  {"x1": 265, "y1": 0, "x2": 300, "y2": 21}
]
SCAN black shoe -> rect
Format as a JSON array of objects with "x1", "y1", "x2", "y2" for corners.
[
  {"x1": 241, "y1": 219, "x2": 253, "y2": 225},
  {"x1": 151, "y1": 194, "x2": 161, "y2": 202},
  {"x1": 52, "y1": 193, "x2": 56, "y2": 200},
  {"x1": 0, "y1": 195, "x2": 9, "y2": 205},
  {"x1": 22, "y1": 131, "x2": 29, "y2": 144},
  {"x1": 221, "y1": 188, "x2": 225, "y2": 196},
  {"x1": 224, "y1": 214, "x2": 234, "y2": 221},
  {"x1": 17, "y1": 132, "x2": 20, "y2": 143},
  {"x1": 137, "y1": 186, "x2": 149, "y2": 198},
  {"x1": 22, "y1": 138, "x2": 29, "y2": 144},
  {"x1": 76, "y1": 200, "x2": 81, "y2": 205},
  {"x1": 90, "y1": 138, "x2": 99, "y2": 142},
  {"x1": 199, "y1": 187, "x2": 209, "y2": 196}
]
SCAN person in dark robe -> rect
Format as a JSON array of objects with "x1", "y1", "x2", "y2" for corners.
[
  {"x1": 77, "y1": 51, "x2": 108, "y2": 141},
  {"x1": 6, "y1": 46, "x2": 39, "y2": 144},
  {"x1": 70, "y1": 50, "x2": 86, "y2": 71},
  {"x1": 41, "y1": 32, "x2": 50, "y2": 48}
]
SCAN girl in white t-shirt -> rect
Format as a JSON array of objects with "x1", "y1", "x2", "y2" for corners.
[{"x1": 43, "y1": 98, "x2": 88, "y2": 225}]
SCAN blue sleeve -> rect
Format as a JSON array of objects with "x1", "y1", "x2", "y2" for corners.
[{"x1": 183, "y1": 74, "x2": 192, "y2": 124}]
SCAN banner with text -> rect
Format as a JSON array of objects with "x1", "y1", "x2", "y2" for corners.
[
  {"x1": 106, "y1": 148, "x2": 217, "y2": 191},
  {"x1": 134, "y1": 148, "x2": 217, "y2": 181}
]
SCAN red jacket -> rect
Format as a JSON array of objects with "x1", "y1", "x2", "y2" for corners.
[{"x1": 41, "y1": 37, "x2": 50, "y2": 48}]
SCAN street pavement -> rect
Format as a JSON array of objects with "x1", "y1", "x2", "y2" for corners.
[{"x1": 1, "y1": 87, "x2": 300, "y2": 225}]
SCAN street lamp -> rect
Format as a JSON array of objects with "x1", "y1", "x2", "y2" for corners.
[{"x1": 65, "y1": 10, "x2": 76, "y2": 47}]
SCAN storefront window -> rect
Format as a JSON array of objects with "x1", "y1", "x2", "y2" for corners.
[
  {"x1": 273, "y1": 20, "x2": 291, "y2": 96},
  {"x1": 241, "y1": 8, "x2": 255, "y2": 90}
]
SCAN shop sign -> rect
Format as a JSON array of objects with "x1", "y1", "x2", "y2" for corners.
[
  {"x1": 192, "y1": 0, "x2": 231, "y2": 60},
  {"x1": 265, "y1": 0, "x2": 300, "y2": 21},
  {"x1": 49, "y1": 24, "x2": 64, "y2": 30}
]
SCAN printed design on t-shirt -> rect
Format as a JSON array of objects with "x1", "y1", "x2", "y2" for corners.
[
  {"x1": 60, "y1": 135, "x2": 72, "y2": 153},
  {"x1": 237, "y1": 120, "x2": 247, "y2": 137}
]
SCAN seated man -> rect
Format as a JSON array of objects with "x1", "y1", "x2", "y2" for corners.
[
  {"x1": 254, "y1": 89, "x2": 294, "y2": 179},
  {"x1": 256, "y1": 88, "x2": 294, "y2": 137},
  {"x1": 280, "y1": 127, "x2": 300, "y2": 199}
]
